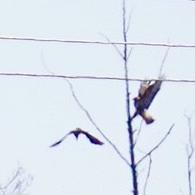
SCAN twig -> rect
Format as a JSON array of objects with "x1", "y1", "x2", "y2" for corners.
[
  {"x1": 99, "y1": 33, "x2": 123, "y2": 59},
  {"x1": 187, "y1": 146, "x2": 193, "y2": 195},
  {"x1": 136, "y1": 124, "x2": 175, "y2": 165},
  {"x1": 127, "y1": 47, "x2": 134, "y2": 62},
  {"x1": 126, "y1": 8, "x2": 134, "y2": 34},
  {"x1": 143, "y1": 155, "x2": 152, "y2": 195},
  {"x1": 0, "y1": 167, "x2": 32, "y2": 195},
  {"x1": 159, "y1": 46, "x2": 170, "y2": 77},
  {"x1": 134, "y1": 120, "x2": 144, "y2": 147},
  {"x1": 1, "y1": 168, "x2": 21, "y2": 190},
  {"x1": 185, "y1": 115, "x2": 194, "y2": 195}
]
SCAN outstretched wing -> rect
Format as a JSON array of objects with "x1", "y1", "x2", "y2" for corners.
[
  {"x1": 50, "y1": 133, "x2": 70, "y2": 147},
  {"x1": 83, "y1": 131, "x2": 104, "y2": 145},
  {"x1": 141, "y1": 80, "x2": 162, "y2": 109}
]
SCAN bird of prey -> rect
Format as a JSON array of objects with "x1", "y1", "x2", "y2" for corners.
[
  {"x1": 132, "y1": 79, "x2": 162, "y2": 124},
  {"x1": 50, "y1": 128, "x2": 104, "y2": 147}
]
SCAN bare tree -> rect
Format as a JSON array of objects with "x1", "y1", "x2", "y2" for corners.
[
  {"x1": 48, "y1": 1, "x2": 175, "y2": 195},
  {"x1": 185, "y1": 114, "x2": 195, "y2": 195},
  {"x1": 120, "y1": 1, "x2": 174, "y2": 195},
  {"x1": 0, "y1": 167, "x2": 33, "y2": 195}
]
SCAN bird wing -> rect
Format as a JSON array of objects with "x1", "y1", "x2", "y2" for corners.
[
  {"x1": 84, "y1": 131, "x2": 104, "y2": 145},
  {"x1": 141, "y1": 80, "x2": 162, "y2": 109},
  {"x1": 50, "y1": 133, "x2": 70, "y2": 147}
]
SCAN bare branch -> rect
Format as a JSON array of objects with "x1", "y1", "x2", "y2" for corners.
[
  {"x1": 186, "y1": 145, "x2": 193, "y2": 195},
  {"x1": 127, "y1": 47, "x2": 134, "y2": 62},
  {"x1": 185, "y1": 114, "x2": 194, "y2": 195},
  {"x1": 126, "y1": 8, "x2": 134, "y2": 34},
  {"x1": 134, "y1": 120, "x2": 144, "y2": 147},
  {"x1": 143, "y1": 155, "x2": 152, "y2": 195},
  {"x1": 3, "y1": 168, "x2": 22, "y2": 190},
  {"x1": 99, "y1": 33, "x2": 123, "y2": 59},
  {"x1": 136, "y1": 124, "x2": 175, "y2": 165},
  {"x1": 159, "y1": 46, "x2": 170, "y2": 77},
  {"x1": 0, "y1": 167, "x2": 32, "y2": 195}
]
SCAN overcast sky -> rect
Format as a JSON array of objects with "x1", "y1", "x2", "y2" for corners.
[{"x1": 0, "y1": 0, "x2": 195, "y2": 195}]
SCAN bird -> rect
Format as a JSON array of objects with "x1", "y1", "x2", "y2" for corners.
[
  {"x1": 50, "y1": 128, "x2": 104, "y2": 147},
  {"x1": 132, "y1": 79, "x2": 162, "y2": 124}
]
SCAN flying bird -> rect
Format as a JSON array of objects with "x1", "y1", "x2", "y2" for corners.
[
  {"x1": 132, "y1": 79, "x2": 162, "y2": 124},
  {"x1": 50, "y1": 128, "x2": 104, "y2": 147}
]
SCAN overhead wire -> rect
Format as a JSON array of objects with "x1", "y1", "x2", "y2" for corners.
[
  {"x1": 0, "y1": 72, "x2": 194, "y2": 83},
  {"x1": 0, "y1": 36, "x2": 195, "y2": 48}
]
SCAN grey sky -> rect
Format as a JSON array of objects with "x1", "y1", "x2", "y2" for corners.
[{"x1": 0, "y1": 0, "x2": 194, "y2": 195}]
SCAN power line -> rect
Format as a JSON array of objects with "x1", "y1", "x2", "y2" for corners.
[
  {"x1": 0, "y1": 36, "x2": 195, "y2": 48},
  {"x1": 0, "y1": 72, "x2": 195, "y2": 83}
]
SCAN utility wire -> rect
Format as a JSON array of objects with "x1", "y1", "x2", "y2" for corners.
[
  {"x1": 0, "y1": 72, "x2": 194, "y2": 83},
  {"x1": 0, "y1": 36, "x2": 195, "y2": 48}
]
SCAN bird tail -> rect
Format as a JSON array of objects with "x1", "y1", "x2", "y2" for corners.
[{"x1": 140, "y1": 110, "x2": 154, "y2": 124}]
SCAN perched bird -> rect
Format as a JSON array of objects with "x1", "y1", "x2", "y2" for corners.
[
  {"x1": 132, "y1": 79, "x2": 162, "y2": 124},
  {"x1": 50, "y1": 128, "x2": 104, "y2": 147}
]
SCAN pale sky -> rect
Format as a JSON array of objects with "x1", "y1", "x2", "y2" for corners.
[{"x1": 0, "y1": 0, "x2": 195, "y2": 195}]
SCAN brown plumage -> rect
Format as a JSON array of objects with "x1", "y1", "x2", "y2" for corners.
[
  {"x1": 50, "y1": 128, "x2": 104, "y2": 147},
  {"x1": 132, "y1": 79, "x2": 162, "y2": 124}
]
